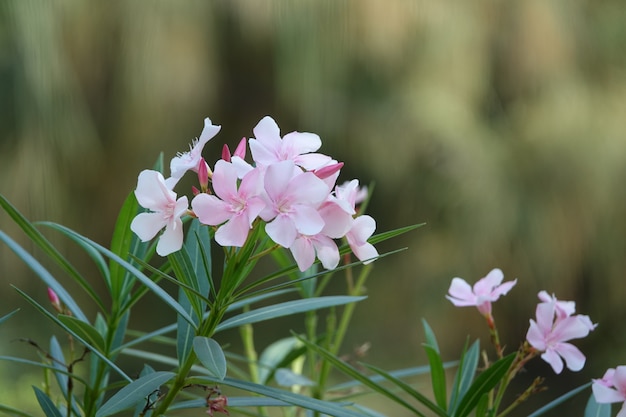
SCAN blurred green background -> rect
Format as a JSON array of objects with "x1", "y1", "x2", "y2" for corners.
[{"x1": 1, "y1": 1, "x2": 626, "y2": 415}]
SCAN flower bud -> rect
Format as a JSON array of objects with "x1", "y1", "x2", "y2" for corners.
[
  {"x1": 47, "y1": 288, "x2": 63, "y2": 313},
  {"x1": 198, "y1": 158, "x2": 210, "y2": 192}
]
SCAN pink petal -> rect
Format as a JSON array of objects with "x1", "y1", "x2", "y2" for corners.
[
  {"x1": 352, "y1": 241, "x2": 378, "y2": 264},
  {"x1": 290, "y1": 236, "x2": 316, "y2": 272},
  {"x1": 157, "y1": 218, "x2": 184, "y2": 256},
  {"x1": 135, "y1": 170, "x2": 173, "y2": 210},
  {"x1": 552, "y1": 316, "x2": 592, "y2": 342},
  {"x1": 215, "y1": 215, "x2": 250, "y2": 247},
  {"x1": 291, "y1": 205, "x2": 325, "y2": 236},
  {"x1": 294, "y1": 153, "x2": 334, "y2": 171},
  {"x1": 526, "y1": 319, "x2": 547, "y2": 350},
  {"x1": 130, "y1": 212, "x2": 166, "y2": 241},
  {"x1": 312, "y1": 235, "x2": 340, "y2": 270},
  {"x1": 541, "y1": 349, "x2": 564, "y2": 374},
  {"x1": 490, "y1": 279, "x2": 517, "y2": 299},
  {"x1": 555, "y1": 342, "x2": 585, "y2": 371},
  {"x1": 282, "y1": 131, "x2": 322, "y2": 154},
  {"x1": 446, "y1": 278, "x2": 477, "y2": 306},
  {"x1": 319, "y1": 201, "x2": 353, "y2": 238},
  {"x1": 348, "y1": 215, "x2": 376, "y2": 246},
  {"x1": 286, "y1": 171, "x2": 329, "y2": 206},
  {"x1": 473, "y1": 268, "x2": 503, "y2": 295},
  {"x1": 266, "y1": 214, "x2": 297, "y2": 247},
  {"x1": 212, "y1": 160, "x2": 239, "y2": 201},
  {"x1": 593, "y1": 382, "x2": 626, "y2": 404},
  {"x1": 613, "y1": 366, "x2": 626, "y2": 392},
  {"x1": 264, "y1": 161, "x2": 296, "y2": 202},
  {"x1": 535, "y1": 301, "x2": 556, "y2": 333},
  {"x1": 192, "y1": 194, "x2": 231, "y2": 226}
]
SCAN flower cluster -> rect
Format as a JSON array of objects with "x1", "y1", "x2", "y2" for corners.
[
  {"x1": 447, "y1": 270, "x2": 595, "y2": 374},
  {"x1": 130, "y1": 116, "x2": 378, "y2": 271}
]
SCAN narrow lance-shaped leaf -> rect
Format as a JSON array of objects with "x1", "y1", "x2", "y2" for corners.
[
  {"x1": 216, "y1": 296, "x2": 366, "y2": 332},
  {"x1": 32, "y1": 387, "x2": 63, "y2": 417},
  {"x1": 0, "y1": 309, "x2": 19, "y2": 326},
  {"x1": 422, "y1": 319, "x2": 447, "y2": 410},
  {"x1": 527, "y1": 382, "x2": 592, "y2": 417},
  {"x1": 193, "y1": 337, "x2": 227, "y2": 380},
  {"x1": 454, "y1": 352, "x2": 516, "y2": 417},
  {"x1": 95, "y1": 371, "x2": 175, "y2": 417},
  {"x1": 58, "y1": 315, "x2": 106, "y2": 352},
  {"x1": 449, "y1": 339, "x2": 480, "y2": 414},
  {"x1": 0, "y1": 231, "x2": 88, "y2": 322},
  {"x1": 583, "y1": 391, "x2": 611, "y2": 417}
]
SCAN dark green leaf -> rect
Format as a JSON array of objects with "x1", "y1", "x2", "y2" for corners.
[
  {"x1": 95, "y1": 371, "x2": 175, "y2": 417},
  {"x1": 58, "y1": 315, "x2": 106, "y2": 352},
  {"x1": 360, "y1": 362, "x2": 448, "y2": 417},
  {"x1": 32, "y1": 387, "x2": 62, "y2": 417},
  {"x1": 454, "y1": 352, "x2": 516, "y2": 417},
  {"x1": 422, "y1": 319, "x2": 446, "y2": 409},
  {"x1": 216, "y1": 296, "x2": 366, "y2": 332},
  {"x1": 108, "y1": 191, "x2": 141, "y2": 300},
  {"x1": 193, "y1": 337, "x2": 227, "y2": 380},
  {"x1": 449, "y1": 339, "x2": 480, "y2": 414}
]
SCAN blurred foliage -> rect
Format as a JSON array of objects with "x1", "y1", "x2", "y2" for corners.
[{"x1": 1, "y1": 0, "x2": 626, "y2": 415}]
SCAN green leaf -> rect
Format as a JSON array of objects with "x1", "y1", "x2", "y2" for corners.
[
  {"x1": 454, "y1": 352, "x2": 516, "y2": 417},
  {"x1": 0, "y1": 309, "x2": 19, "y2": 325},
  {"x1": 42, "y1": 223, "x2": 197, "y2": 329},
  {"x1": 584, "y1": 391, "x2": 611, "y2": 417},
  {"x1": 32, "y1": 386, "x2": 63, "y2": 417},
  {"x1": 95, "y1": 371, "x2": 175, "y2": 417},
  {"x1": 189, "y1": 376, "x2": 365, "y2": 417},
  {"x1": 0, "y1": 194, "x2": 104, "y2": 312},
  {"x1": 0, "y1": 403, "x2": 37, "y2": 417},
  {"x1": 216, "y1": 296, "x2": 365, "y2": 332},
  {"x1": 193, "y1": 337, "x2": 227, "y2": 380},
  {"x1": 169, "y1": 247, "x2": 205, "y2": 319},
  {"x1": 449, "y1": 339, "x2": 480, "y2": 414},
  {"x1": 294, "y1": 334, "x2": 432, "y2": 417},
  {"x1": 108, "y1": 191, "x2": 141, "y2": 300},
  {"x1": 360, "y1": 362, "x2": 448, "y2": 417},
  {"x1": 528, "y1": 382, "x2": 592, "y2": 417},
  {"x1": 258, "y1": 337, "x2": 301, "y2": 384},
  {"x1": 0, "y1": 230, "x2": 88, "y2": 322},
  {"x1": 57, "y1": 315, "x2": 106, "y2": 352},
  {"x1": 422, "y1": 319, "x2": 446, "y2": 409}
]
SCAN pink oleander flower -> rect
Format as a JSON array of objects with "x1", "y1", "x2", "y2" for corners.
[
  {"x1": 446, "y1": 268, "x2": 516, "y2": 316},
  {"x1": 593, "y1": 366, "x2": 626, "y2": 417},
  {"x1": 526, "y1": 295, "x2": 595, "y2": 374},
  {"x1": 131, "y1": 170, "x2": 189, "y2": 256},
  {"x1": 249, "y1": 116, "x2": 332, "y2": 170},
  {"x1": 167, "y1": 117, "x2": 221, "y2": 187},
  {"x1": 259, "y1": 160, "x2": 329, "y2": 248},
  {"x1": 345, "y1": 215, "x2": 378, "y2": 263},
  {"x1": 191, "y1": 161, "x2": 265, "y2": 247}
]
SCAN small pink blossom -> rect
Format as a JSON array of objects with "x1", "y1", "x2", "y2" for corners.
[
  {"x1": 131, "y1": 170, "x2": 189, "y2": 256},
  {"x1": 290, "y1": 233, "x2": 340, "y2": 271},
  {"x1": 446, "y1": 268, "x2": 516, "y2": 316},
  {"x1": 593, "y1": 366, "x2": 626, "y2": 417},
  {"x1": 47, "y1": 288, "x2": 62, "y2": 313},
  {"x1": 249, "y1": 116, "x2": 332, "y2": 170},
  {"x1": 526, "y1": 295, "x2": 595, "y2": 374},
  {"x1": 192, "y1": 161, "x2": 265, "y2": 247},
  {"x1": 167, "y1": 117, "x2": 221, "y2": 187},
  {"x1": 345, "y1": 215, "x2": 378, "y2": 264},
  {"x1": 259, "y1": 161, "x2": 329, "y2": 248}
]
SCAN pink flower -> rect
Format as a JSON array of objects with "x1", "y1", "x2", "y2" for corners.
[
  {"x1": 249, "y1": 116, "x2": 332, "y2": 170},
  {"x1": 259, "y1": 160, "x2": 329, "y2": 248},
  {"x1": 131, "y1": 170, "x2": 189, "y2": 256},
  {"x1": 167, "y1": 117, "x2": 221, "y2": 187},
  {"x1": 345, "y1": 215, "x2": 378, "y2": 264},
  {"x1": 191, "y1": 161, "x2": 265, "y2": 247},
  {"x1": 526, "y1": 295, "x2": 595, "y2": 374},
  {"x1": 593, "y1": 366, "x2": 626, "y2": 417},
  {"x1": 446, "y1": 268, "x2": 516, "y2": 316}
]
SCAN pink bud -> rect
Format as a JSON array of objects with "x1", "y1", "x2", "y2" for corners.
[
  {"x1": 47, "y1": 288, "x2": 62, "y2": 313},
  {"x1": 221, "y1": 144, "x2": 231, "y2": 162},
  {"x1": 233, "y1": 137, "x2": 247, "y2": 159},
  {"x1": 198, "y1": 158, "x2": 210, "y2": 192},
  {"x1": 191, "y1": 185, "x2": 201, "y2": 196},
  {"x1": 314, "y1": 162, "x2": 344, "y2": 179}
]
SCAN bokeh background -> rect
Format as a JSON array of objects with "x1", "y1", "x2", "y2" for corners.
[{"x1": 1, "y1": 1, "x2": 626, "y2": 415}]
